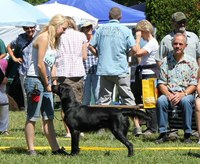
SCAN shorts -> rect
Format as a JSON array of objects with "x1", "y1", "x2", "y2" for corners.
[{"x1": 24, "y1": 77, "x2": 54, "y2": 121}]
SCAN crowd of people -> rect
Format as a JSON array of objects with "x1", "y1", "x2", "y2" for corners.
[{"x1": 0, "y1": 7, "x2": 200, "y2": 156}]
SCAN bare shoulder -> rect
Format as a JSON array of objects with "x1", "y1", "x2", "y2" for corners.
[{"x1": 34, "y1": 32, "x2": 48, "y2": 48}]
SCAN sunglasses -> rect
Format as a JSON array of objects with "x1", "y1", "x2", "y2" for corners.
[
  {"x1": 24, "y1": 26, "x2": 35, "y2": 30},
  {"x1": 84, "y1": 25, "x2": 93, "y2": 29},
  {"x1": 176, "y1": 20, "x2": 186, "y2": 25}
]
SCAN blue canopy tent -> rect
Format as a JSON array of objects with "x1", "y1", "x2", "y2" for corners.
[
  {"x1": 45, "y1": 0, "x2": 145, "y2": 25},
  {"x1": 130, "y1": 3, "x2": 146, "y2": 12}
]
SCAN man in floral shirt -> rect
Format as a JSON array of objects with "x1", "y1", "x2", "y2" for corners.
[{"x1": 156, "y1": 33, "x2": 198, "y2": 144}]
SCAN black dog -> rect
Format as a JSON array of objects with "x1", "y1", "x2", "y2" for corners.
[{"x1": 52, "y1": 83, "x2": 150, "y2": 157}]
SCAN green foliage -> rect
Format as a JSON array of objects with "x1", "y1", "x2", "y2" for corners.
[
  {"x1": 26, "y1": 0, "x2": 145, "y2": 6},
  {"x1": 114, "y1": 0, "x2": 146, "y2": 6},
  {"x1": 25, "y1": 0, "x2": 48, "y2": 5},
  {"x1": 146, "y1": 0, "x2": 200, "y2": 42}
]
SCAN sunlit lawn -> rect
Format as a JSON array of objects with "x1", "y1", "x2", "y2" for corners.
[{"x1": 0, "y1": 110, "x2": 200, "y2": 164}]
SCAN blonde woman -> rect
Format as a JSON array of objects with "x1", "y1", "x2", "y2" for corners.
[
  {"x1": 24, "y1": 14, "x2": 68, "y2": 155},
  {"x1": 132, "y1": 20, "x2": 159, "y2": 136}
]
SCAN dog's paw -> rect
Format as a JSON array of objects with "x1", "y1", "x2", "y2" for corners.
[
  {"x1": 70, "y1": 149, "x2": 80, "y2": 156},
  {"x1": 70, "y1": 152, "x2": 79, "y2": 156}
]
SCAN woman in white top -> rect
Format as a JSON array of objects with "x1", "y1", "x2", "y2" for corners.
[
  {"x1": 24, "y1": 14, "x2": 68, "y2": 155},
  {"x1": 132, "y1": 20, "x2": 159, "y2": 136}
]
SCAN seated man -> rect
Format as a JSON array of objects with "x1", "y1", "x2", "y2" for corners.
[
  {"x1": 156, "y1": 33, "x2": 198, "y2": 144},
  {"x1": 195, "y1": 71, "x2": 200, "y2": 144}
]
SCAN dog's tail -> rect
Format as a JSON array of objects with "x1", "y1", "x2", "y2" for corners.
[{"x1": 122, "y1": 109, "x2": 151, "y2": 120}]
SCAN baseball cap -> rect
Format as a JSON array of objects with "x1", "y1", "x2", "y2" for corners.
[
  {"x1": 0, "y1": 59, "x2": 8, "y2": 74},
  {"x1": 80, "y1": 21, "x2": 93, "y2": 28},
  {"x1": 172, "y1": 12, "x2": 186, "y2": 22}
]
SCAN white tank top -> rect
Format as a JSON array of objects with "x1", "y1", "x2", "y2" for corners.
[{"x1": 27, "y1": 46, "x2": 56, "y2": 77}]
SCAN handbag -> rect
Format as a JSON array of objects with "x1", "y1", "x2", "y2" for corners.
[{"x1": 142, "y1": 78, "x2": 158, "y2": 108}]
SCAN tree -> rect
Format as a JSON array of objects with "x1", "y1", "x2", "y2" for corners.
[
  {"x1": 25, "y1": 0, "x2": 47, "y2": 5},
  {"x1": 26, "y1": 0, "x2": 145, "y2": 6},
  {"x1": 113, "y1": 0, "x2": 145, "y2": 6},
  {"x1": 146, "y1": 0, "x2": 200, "y2": 42}
]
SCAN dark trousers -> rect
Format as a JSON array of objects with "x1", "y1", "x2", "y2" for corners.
[{"x1": 7, "y1": 75, "x2": 24, "y2": 108}]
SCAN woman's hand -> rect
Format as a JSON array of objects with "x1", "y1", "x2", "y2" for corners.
[
  {"x1": 46, "y1": 84, "x2": 52, "y2": 92},
  {"x1": 13, "y1": 57, "x2": 23, "y2": 64},
  {"x1": 1, "y1": 77, "x2": 8, "y2": 85}
]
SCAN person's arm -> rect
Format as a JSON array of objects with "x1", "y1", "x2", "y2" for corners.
[
  {"x1": 1, "y1": 76, "x2": 8, "y2": 85},
  {"x1": 82, "y1": 42, "x2": 87, "y2": 61},
  {"x1": 197, "y1": 58, "x2": 200, "y2": 66},
  {"x1": 195, "y1": 36, "x2": 200, "y2": 66},
  {"x1": 157, "y1": 61, "x2": 175, "y2": 101},
  {"x1": 0, "y1": 53, "x2": 6, "y2": 60},
  {"x1": 134, "y1": 31, "x2": 153, "y2": 57},
  {"x1": 197, "y1": 69, "x2": 200, "y2": 96},
  {"x1": 158, "y1": 84, "x2": 173, "y2": 98},
  {"x1": 51, "y1": 65, "x2": 57, "y2": 85},
  {"x1": 88, "y1": 44, "x2": 98, "y2": 56},
  {"x1": 129, "y1": 31, "x2": 141, "y2": 56},
  {"x1": 168, "y1": 85, "x2": 196, "y2": 106},
  {"x1": 34, "y1": 35, "x2": 51, "y2": 91},
  {"x1": 135, "y1": 48, "x2": 149, "y2": 57},
  {"x1": 184, "y1": 85, "x2": 197, "y2": 96},
  {"x1": 134, "y1": 31, "x2": 141, "y2": 52},
  {"x1": 0, "y1": 39, "x2": 7, "y2": 59},
  {"x1": 158, "y1": 83, "x2": 182, "y2": 106},
  {"x1": 197, "y1": 79, "x2": 200, "y2": 97},
  {"x1": 7, "y1": 43, "x2": 23, "y2": 64}
]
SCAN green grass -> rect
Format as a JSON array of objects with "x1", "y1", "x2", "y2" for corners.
[{"x1": 0, "y1": 110, "x2": 200, "y2": 164}]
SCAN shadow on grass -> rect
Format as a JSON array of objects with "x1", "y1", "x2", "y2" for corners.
[
  {"x1": 1, "y1": 148, "x2": 48, "y2": 156},
  {"x1": 183, "y1": 150, "x2": 200, "y2": 158},
  {"x1": 11, "y1": 128, "x2": 45, "y2": 136},
  {"x1": 11, "y1": 128, "x2": 24, "y2": 132}
]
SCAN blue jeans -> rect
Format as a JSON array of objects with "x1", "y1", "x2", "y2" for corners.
[
  {"x1": 83, "y1": 74, "x2": 100, "y2": 105},
  {"x1": 24, "y1": 77, "x2": 54, "y2": 121},
  {"x1": 157, "y1": 94, "x2": 194, "y2": 134}
]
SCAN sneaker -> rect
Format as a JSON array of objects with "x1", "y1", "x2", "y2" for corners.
[
  {"x1": 183, "y1": 138, "x2": 192, "y2": 144},
  {"x1": 64, "y1": 133, "x2": 71, "y2": 138},
  {"x1": 28, "y1": 150, "x2": 37, "y2": 156},
  {"x1": 0, "y1": 131, "x2": 9, "y2": 135},
  {"x1": 52, "y1": 147, "x2": 69, "y2": 155},
  {"x1": 155, "y1": 133, "x2": 168, "y2": 144},
  {"x1": 183, "y1": 133, "x2": 192, "y2": 144},
  {"x1": 197, "y1": 139, "x2": 200, "y2": 144},
  {"x1": 133, "y1": 127, "x2": 142, "y2": 137},
  {"x1": 192, "y1": 131, "x2": 199, "y2": 138},
  {"x1": 168, "y1": 131, "x2": 179, "y2": 140}
]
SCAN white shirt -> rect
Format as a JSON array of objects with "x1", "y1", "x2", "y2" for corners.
[{"x1": 140, "y1": 38, "x2": 159, "y2": 75}]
